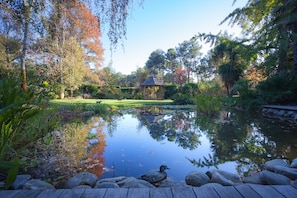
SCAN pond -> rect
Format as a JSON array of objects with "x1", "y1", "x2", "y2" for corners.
[{"x1": 32, "y1": 106, "x2": 297, "y2": 186}]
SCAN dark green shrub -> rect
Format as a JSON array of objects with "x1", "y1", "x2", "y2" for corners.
[
  {"x1": 231, "y1": 79, "x2": 264, "y2": 110},
  {"x1": 181, "y1": 83, "x2": 199, "y2": 96},
  {"x1": 257, "y1": 71, "x2": 297, "y2": 105},
  {"x1": 196, "y1": 94, "x2": 221, "y2": 115},
  {"x1": 164, "y1": 84, "x2": 178, "y2": 99},
  {"x1": 172, "y1": 93, "x2": 195, "y2": 105}
]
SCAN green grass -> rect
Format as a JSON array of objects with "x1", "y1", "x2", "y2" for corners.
[{"x1": 50, "y1": 99, "x2": 174, "y2": 110}]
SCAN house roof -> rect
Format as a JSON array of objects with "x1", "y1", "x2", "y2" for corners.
[{"x1": 140, "y1": 76, "x2": 164, "y2": 86}]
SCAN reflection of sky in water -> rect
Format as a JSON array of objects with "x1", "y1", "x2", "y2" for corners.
[{"x1": 101, "y1": 113, "x2": 237, "y2": 182}]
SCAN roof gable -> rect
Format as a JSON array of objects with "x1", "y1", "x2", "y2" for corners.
[{"x1": 141, "y1": 76, "x2": 164, "y2": 86}]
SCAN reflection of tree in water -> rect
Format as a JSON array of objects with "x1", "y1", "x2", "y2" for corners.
[
  {"x1": 190, "y1": 109, "x2": 297, "y2": 176},
  {"x1": 136, "y1": 107, "x2": 202, "y2": 150},
  {"x1": 30, "y1": 117, "x2": 106, "y2": 187}
]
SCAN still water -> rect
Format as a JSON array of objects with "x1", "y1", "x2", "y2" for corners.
[{"x1": 34, "y1": 106, "x2": 297, "y2": 184}]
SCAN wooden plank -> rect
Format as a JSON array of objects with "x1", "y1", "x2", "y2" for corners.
[
  {"x1": 81, "y1": 188, "x2": 107, "y2": 198},
  {"x1": 271, "y1": 185, "x2": 297, "y2": 198},
  {"x1": 13, "y1": 190, "x2": 42, "y2": 198},
  {"x1": 104, "y1": 188, "x2": 128, "y2": 198},
  {"x1": 192, "y1": 186, "x2": 220, "y2": 198},
  {"x1": 0, "y1": 190, "x2": 22, "y2": 198},
  {"x1": 248, "y1": 184, "x2": 285, "y2": 198},
  {"x1": 149, "y1": 187, "x2": 173, "y2": 198},
  {"x1": 234, "y1": 185, "x2": 261, "y2": 198},
  {"x1": 170, "y1": 187, "x2": 196, "y2": 198},
  {"x1": 127, "y1": 188, "x2": 149, "y2": 198},
  {"x1": 36, "y1": 189, "x2": 64, "y2": 198},
  {"x1": 56, "y1": 189, "x2": 85, "y2": 198},
  {"x1": 212, "y1": 186, "x2": 243, "y2": 198},
  {"x1": 149, "y1": 187, "x2": 172, "y2": 198}
]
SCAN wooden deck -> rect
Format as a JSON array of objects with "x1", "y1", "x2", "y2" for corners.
[{"x1": 1, "y1": 184, "x2": 297, "y2": 198}]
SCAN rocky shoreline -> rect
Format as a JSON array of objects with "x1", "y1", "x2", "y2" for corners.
[
  {"x1": 262, "y1": 105, "x2": 297, "y2": 125},
  {"x1": 3, "y1": 158, "x2": 297, "y2": 190}
]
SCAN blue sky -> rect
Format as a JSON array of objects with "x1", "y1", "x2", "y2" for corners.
[{"x1": 101, "y1": 0, "x2": 247, "y2": 74}]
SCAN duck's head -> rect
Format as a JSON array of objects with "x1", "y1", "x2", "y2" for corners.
[{"x1": 159, "y1": 165, "x2": 170, "y2": 172}]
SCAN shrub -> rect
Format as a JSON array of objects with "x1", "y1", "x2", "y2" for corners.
[
  {"x1": 164, "y1": 84, "x2": 178, "y2": 99},
  {"x1": 196, "y1": 94, "x2": 221, "y2": 115},
  {"x1": 256, "y1": 71, "x2": 297, "y2": 105},
  {"x1": 172, "y1": 93, "x2": 195, "y2": 105},
  {"x1": 181, "y1": 83, "x2": 199, "y2": 96}
]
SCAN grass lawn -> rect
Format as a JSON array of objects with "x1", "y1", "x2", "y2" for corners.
[{"x1": 50, "y1": 99, "x2": 174, "y2": 109}]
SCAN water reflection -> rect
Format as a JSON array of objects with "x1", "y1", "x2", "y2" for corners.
[
  {"x1": 194, "y1": 109, "x2": 297, "y2": 176},
  {"x1": 102, "y1": 107, "x2": 297, "y2": 180},
  {"x1": 135, "y1": 107, "x2": 201, "y2": 150},
  {"x1": 30, "y1": 106, "x2": 297, "y2": 184},
  {"x1": 31, "y1": 117, "x2": 106, "y2": 187}
]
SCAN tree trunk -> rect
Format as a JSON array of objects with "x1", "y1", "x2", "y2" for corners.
[{"x1": 20, "y1": 14, "x2": 29, "y2": 91}]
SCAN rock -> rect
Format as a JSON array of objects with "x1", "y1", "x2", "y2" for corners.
[
  {"x1": 73, "y1": 185, "x2": 92, "y2": 189},
  {"x1": 274, "y1": 165, "x2": 297, "y2": 180},
  {"x1": 159, "y1": 179, "x2": 187, "y2": 188},
  {"x1": 64, "y1": 172, "x2": 97, "y2": 189},
  {"x1": 242, "y1": 173, "x2": 266, "y2": 185},
  {"x1": 117, "y1": 177, "x2": 155, "y2": 188},
  {"x1": 23, "y1": 179, "x2": 55, "y2": 190},
  {"x1": 11, "y1": 174, "x2": 31, "y2": 190},
  {"x1": 264, "y1": 159, "x2": 289, "y2": 172},
  {"x1": 290, "y1": 158, "x2": 297, "y2": 168},
  {"x1": 94, "y1": 182, "x2": 120, "y2": 188},
  {"x1": 97, "y1": 176, "x2": 126, "y2": 184},
  {"x1": 260, "y1": 170, "x2": 291, "y2": 185},
  {"x1": 206, "y1": 170, "x2": 242, "y2": 184},
  {"x1": 210, "y1": 171, "x2": 234, "y2": 186},
  {"x1": 185, "y1": 171, "x2": 210, "y2": 187}
]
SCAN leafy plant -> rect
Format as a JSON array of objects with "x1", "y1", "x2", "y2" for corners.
[
  {"x1": 0, "y1": 78, "x2": 56, "y2": 187},
  {"x1": 196, "y1": 94, "x2": 221, "y2": 115},
  {"x1": 257, "y1": 71, "x2": 297, "y2": 105}
]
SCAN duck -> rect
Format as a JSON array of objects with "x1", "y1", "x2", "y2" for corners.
[{"x1": 140, "y1": 165, "x2": 170, "y2": 185}]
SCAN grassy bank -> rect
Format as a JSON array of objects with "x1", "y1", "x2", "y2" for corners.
[{"x1": 50, "y1": 99, "x2": 174, "y2": 112}]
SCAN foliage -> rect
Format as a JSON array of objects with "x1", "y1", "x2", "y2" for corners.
[
  {"x1": 171, "y1": 83, "x2": 199, "y2": 105},
  {"x1": 145, "y1": 49, "x2": 166, "y2": 76},
  {"x1": 196, "y1": 94, "x2": 221, "y2": 115},
  {"x1": 0, "y1": 78, "x2": 56, "y2": 188},
  {"x1": 181, "y1": 83, "x2": 199, "y2": 96},
  {"x1": 164, "y1": 84, "x2": 178, "y2": 99},
  {"x1": 256, "y1": 71, "x2": 297, "y2": 105},
  {"x1": 172, "y1": 93, "x2": 195, "y2": 105},
  {"x1": 231, "y1": 79, "x2": 264, "y2": 110},
  {"x1": 222, "y1": 0, "x2": 297, "y2": 75}
]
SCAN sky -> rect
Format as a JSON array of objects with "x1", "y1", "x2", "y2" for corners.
[{"x1": 100, "y1": 0, "x2": 247, "y2": 75}]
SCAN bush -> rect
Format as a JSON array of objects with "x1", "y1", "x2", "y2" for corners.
[
  {"x1": 231, "y1": 79, "x2": 264, "y2": 110},
  {"x1": 164, "y1": 84, "x2": 178, "y2": 99},
  {"x1": 196, "y1": 94, "x2": 221, "y2": 115},
  {"x1": 257, "y1": 71, "x2": 297, "y2": 105},
  {"x1": 172, "y1": 93, "x2": 195, "y2": 105},
  {"x1": 181, "y1": 83, "x2": 199, "y2": 96}
]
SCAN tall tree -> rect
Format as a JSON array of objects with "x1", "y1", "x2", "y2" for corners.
[
  {"x1": 210, "y1": 36, "x2": 249, "y2": 96},
  {"x1": 165, "y1": 48, "x2": 179, "y2": 84},
  {"x1": 145, "y1": 49, "x2": 166, "y2": 77},
  {"x1": 176, "y1": 36, "x2": 202, "y2": 83}
]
